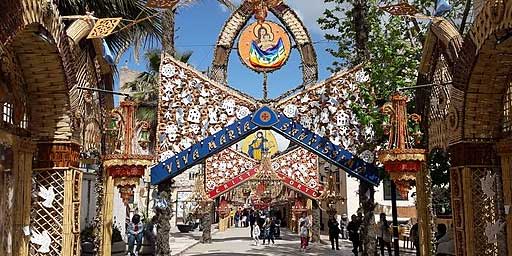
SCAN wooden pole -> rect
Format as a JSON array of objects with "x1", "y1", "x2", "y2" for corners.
[
  {"x1": 101, "y1": 174, "x2": 115, "y2": 256},
  {"x1": 391, "y1": 181, "x2": 400, "y2": 256}
]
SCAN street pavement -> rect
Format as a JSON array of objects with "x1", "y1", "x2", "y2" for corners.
[{"x1": 180, "y1": 226, "x2": 416, "y2": 256}]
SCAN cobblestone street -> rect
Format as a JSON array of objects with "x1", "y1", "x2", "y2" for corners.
[{"x1": 181, "y1": 227, "x2": 416, "y2": 256}]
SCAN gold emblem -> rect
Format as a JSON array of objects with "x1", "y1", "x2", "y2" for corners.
[{"x1": 87, "y1": 18, "x2": 122, "y2": 39}]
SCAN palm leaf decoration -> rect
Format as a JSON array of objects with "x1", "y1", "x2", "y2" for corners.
[{"x1": 58, "y1": 0, "x2": 163, "y2": 60}]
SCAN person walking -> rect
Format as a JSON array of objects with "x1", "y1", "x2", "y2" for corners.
[
  {"x1": 299, "y1": 221, "x2": 308, "y2": 252},
  {"x1": 377, "y1": 213, "x2": 392, "y2": 256},
  {"x1": 268, "y1": 218, "x2": 276, "y2": 245},
  {"x1": 340, "y1": 214, "x2": 348, "y2": 239},
  {"x1": 347, "y1": 214, "x2": 361, "y2": 256},
  {"x1": 328, "y1": 215, "x2": 341, "y2": 250},
  {"x1": 275, "y1": 217, "x2": 281, "y2": 239},
  {"x1": 241, "y1": 211, "x2": 248, "y2": 227},
  {"x1": 410, "y1": 222, "x2": 420, "y2": 255},
  {"x1": 235, "y1": 210, "x2": 240, "y2": 228},
  {"x1": 253, "y1": 223, "x2": 261, "y2": 246},
  {"x1": 127, "y1": 214, "x2": 144, "y2": 256},
  {"x1": 298, "y1": 212, "x2": 310, "y2": 248},
  {"x1": 262, "y1": 218, "x2": 275, "y2": 245},
  {"x1": 356, "y1": 212, "x2": 364, "y2": 253},
  {"x1": 250, "y1": 210, "x2": 256, "y2": 238}
]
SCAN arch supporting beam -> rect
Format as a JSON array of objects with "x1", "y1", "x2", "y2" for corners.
[{"x1": 151, "y1": 106, "x2": 380, "y2": 186}]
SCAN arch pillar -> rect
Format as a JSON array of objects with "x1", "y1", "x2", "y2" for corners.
[
  {"x1": 0, "y1": 131, "x2": 35, "y2": 256},
  {"x1": 448, "y1": 142, "x2": 507, "y2": 256},
  {"x1": 32, "y1": 142, "x2": 82, "y2": 256}
]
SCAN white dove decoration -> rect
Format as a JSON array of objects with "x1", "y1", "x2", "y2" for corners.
[
  {"x1": 38, "y1": 186, "x2": 55, "y2": 208},
  {"x1": 480, "y1": 172, "x2": 496, "y2": 199},
  {"x1": 31, "y1": 230, "x2": 51, "y2": 253},
  {"x1": 485, "y1": 221, "x2": 505, "y2": 244}
]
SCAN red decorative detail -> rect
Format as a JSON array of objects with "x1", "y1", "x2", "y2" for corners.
[
  {"x1": 103, "y1": 100, "x2": 153, "y2": 182},
  {"x1": 291, "y1": 197, "x2": 307, "y2": 214},
  {"x1": 217, "y1": 199, "x2": 231, "y2": 218},
  {"x1": 35, "y1": 143, "x2": 80, "y2": 168},
  {"x1": 208, "y1": 168, "x2": 258, "y2": 198},
  {"x1": 253, "y1": 201, "x2": 269, "y2": 210},
  {"x1": 277, "y1": 173, "x2": 321, "y2": 199},
  {"x1": 383, "y1": 161, "x2": 422, "y2": 173},
  {"x1": 256, "y1": 182, "x2": 266, "y2": 194},
  {"x1": 108, "y1": 165, "x2": 146, "y2": 178}
]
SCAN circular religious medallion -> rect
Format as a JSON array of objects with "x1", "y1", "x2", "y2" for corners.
[{"x1": 238, "y1": 21, "x2": 291, "y2": 73}]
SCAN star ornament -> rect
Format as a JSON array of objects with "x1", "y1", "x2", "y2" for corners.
[
  {"x1": 87, "y1": 18, "x2": 122, "y2": 39},
  {"x1": 146, "y1": 0, "x2": 180, "y2": 9},
  {"x1": 379, "y1": 3, "x2": 419, "y2": 16}
]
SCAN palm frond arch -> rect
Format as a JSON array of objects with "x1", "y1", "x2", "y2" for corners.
[{"x1": 209, "y1": 1, "x2": 318, "y2": 87}]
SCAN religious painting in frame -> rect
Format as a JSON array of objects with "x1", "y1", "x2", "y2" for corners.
[{"x1": 238, "y1": 21, "x2": 291, "y2": 73}]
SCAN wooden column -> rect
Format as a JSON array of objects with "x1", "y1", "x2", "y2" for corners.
[
  {"x1": 62, "y1": 168, "x2": 82, "y2": 255},
  {"x1": 0, "y1": 131, "x2": 15, "y2": 256},
  {"x1": 101, "y1": 174, "x2": 115, "y2": 256},
  {"x1": 12, "y1": 136, "x2": 35, "y2": 256},
  {"x1": 497, "y1": 139, "x2": 512, "y2": 256},
  {"x1": 416, "y1": 163, "x2": 434, "y2": 256}
]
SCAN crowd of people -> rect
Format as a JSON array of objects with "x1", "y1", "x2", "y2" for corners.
[
  {"x1": 122, "y1": 209, "x2": 454, "y2": 256},
  {"x1": 233, "y1": 208, "x2": 282, "y2": 246},
  {"x1": 330, "y1": 212, "x2": 454, "y2": 256}
]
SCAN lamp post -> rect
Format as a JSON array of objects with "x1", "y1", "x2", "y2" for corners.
[{"x1": 378, "y1": 92, "x2": 426, "y2": 256}]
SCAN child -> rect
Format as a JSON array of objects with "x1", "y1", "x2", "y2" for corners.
[
  {"x1": 253, "y1": 224, "x2": 261, "y2": 246},
  {"x1": 299, "y1": 221, "x2": 308, "y2": 252}
]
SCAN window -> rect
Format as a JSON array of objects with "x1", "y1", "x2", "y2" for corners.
[
  {"x1": 383, "y1": 179, "x2": 408, "y2": 201},
  {"x1": 20, "y1": 113, "x2": 28, "y2": 129},
  {"x1": 3, "y1": 103, "x2": 13, "y2": 124},
  {"x1": 189, "y1": 171, "x2": 199, "y2": 181}
]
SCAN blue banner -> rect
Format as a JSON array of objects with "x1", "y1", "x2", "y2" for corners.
[
  {"x1": 272, "y1": 113, "x2": 380, "y2": 185},
  {"x1": 151, "y1": 106, "x2": 381, "y2": 186}
]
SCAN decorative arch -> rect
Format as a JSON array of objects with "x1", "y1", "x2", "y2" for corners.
[
  {"x1": 420, "y1": 2, "x2": 512, "y2": 256},
  {"x1": 0, "y1": 2, "x2": 83, "y2": 256},
  {"x1": 1, "y1": 0, "x2": 77, "y2": 141},
  {"x1": 209, "y1": 1, "x2": 318, "y2": 86},
  {"x1": 151, "y1": 106, "x2": 380, "y2": 186}
]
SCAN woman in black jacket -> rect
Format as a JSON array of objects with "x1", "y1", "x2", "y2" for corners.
[
  {"x1": 328, "y1": 215, "x2": 340, "y2": 250},
  {"x1": 347, "y1": 214, "x2": 361, "y2": 256}
]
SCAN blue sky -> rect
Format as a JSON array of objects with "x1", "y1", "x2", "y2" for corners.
[{"x1": 118, "y1": 1, "x2": 337, "y2": 101}]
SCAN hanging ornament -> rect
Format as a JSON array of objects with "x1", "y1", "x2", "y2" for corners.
[
  {"x1": 146, "y1": 0, "x2": 179, "y2": 9},
  {"x1": 378, "y1": 92, "x2": 426, "y2": 198}
]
